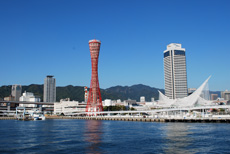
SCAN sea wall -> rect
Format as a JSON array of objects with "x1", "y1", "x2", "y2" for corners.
[
  {"x1": 1, "y1": 116, "x2": 230, "y2": 123},
  {"x1": 45, "y1": 116, "x2": 230, "y2": 123}
]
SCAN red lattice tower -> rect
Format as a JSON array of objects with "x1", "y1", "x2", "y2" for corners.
[{"x1": 86, "y1": 39, "x2": 103, "y2": 114}]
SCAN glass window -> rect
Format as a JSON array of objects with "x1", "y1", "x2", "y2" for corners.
[
  {"x1": 174, "y1": 50, "x2": 185, "y2": 56},
  {"x1": 164, "y1": 51, "x2": 170, "y2": 58}
]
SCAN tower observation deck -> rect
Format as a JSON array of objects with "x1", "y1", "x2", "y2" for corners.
[{"x1": 86, "y1": 39, "x2": 103, "y2": 114}]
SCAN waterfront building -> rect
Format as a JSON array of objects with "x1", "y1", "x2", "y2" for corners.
[
  {"x1": 151, "y1": 98, "x2": 155, "y2": 102},
  {"x1": 19, "y1": 91, "x2": 40, "y2": 107},
  {"x1": 158, "y1": 76, "x2": 213, "y2": 107},
  {"x1": 164, "y1": 43, "x2": 188, "y2": 99},
  {"x1": 211, "y1": 94, "x2": 218, "y2": 100},
  {"x1": 11, "y1": 85, "x2": 22, "y2": 101},
  {"x1": 140, "y1": 96, "x2": 145, "y2": 102},
  {"x1": 104, "y1": 99, "x2": 112, "y2": 106},
  {"x1": 43, "y1": 75, "x2": 56, "y2": 102},
  {"x1": 4, "y1": 96, "x2": 16, "y2": 107},
  {"x1": 134, "y1": 101, "x2": 157, "y2": 111},
  {"x1": 54, "y1": 99, "x2": 86, "y2": 115},
  {"x1": 145, "y1": 102, "x2": 156, "y2": 106},
  {"x1": 221, "y1": 90, "x2": 230, "y2": 101},
  {"x1": 124, "y1": 99, "x2": 137, "y2": 106}
]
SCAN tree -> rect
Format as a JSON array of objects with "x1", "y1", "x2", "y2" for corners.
[{"x1": 103, "y1": 105, "x2": 127, "y2": 111}]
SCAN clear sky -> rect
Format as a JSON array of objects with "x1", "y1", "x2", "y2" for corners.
[{"x1": 0, "y1": 0, "x2": 229, "y2": 91}]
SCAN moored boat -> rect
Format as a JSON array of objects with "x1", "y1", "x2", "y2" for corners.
[{"x1": 33, "y1": 113, "x2": 46, "y2": 120}]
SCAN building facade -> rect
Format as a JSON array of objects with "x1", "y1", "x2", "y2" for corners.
[
  {"x1": 4, "y1": 96, "x2": 16, "y2": 107},
  {"x1": 104, "y1": 99, "x2": 112, "y2": 106},
  {"x1": 140, "y1": 96, "x2": 145, "y2": 102},
  {"x1": 221, "y1": 90, "x2": 230, "y2": 101},
  {"x1": 19, "y1": 91, "x2": 40, "y2": 107},
  {"x1": 164, "y1": 43, "x2": 188, "y2": 99},
  {"x1": 54, "y1": 99, "x2": 86, "y2": 115},
  {"x1": 11, "y1": 85, "x2": 22, "y2": 101},
  {"x1": 43, "y1": 75, "x2": 56, "y2": 102},
  {"x1": 211, "y1": 94, "x2": 218, "y2": 100}
]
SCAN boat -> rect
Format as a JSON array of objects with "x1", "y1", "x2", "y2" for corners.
[
  {"x1": 29, "y1": 109, "x2": 46, "y2": 120},
  {"x1": 33, "y1": 112, "x2": 46, "y2": 120}
]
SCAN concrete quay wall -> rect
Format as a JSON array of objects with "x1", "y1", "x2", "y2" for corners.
[
  {"x1": 0, "y1": 117, "x2": 16, "y2": 120},
  {"x1": 46, "y1": 116, "x2": 165, "y2": 122},
  {"x1": 46, "y1": 116, "x2": 230, "y2": 123},
  {"x1": 1, "y1": 116, "x2": 230, "y2": 123}
]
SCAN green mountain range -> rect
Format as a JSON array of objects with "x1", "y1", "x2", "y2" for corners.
[{"x1": 0, "y1": 84, "x2": 164, "y2": 102}]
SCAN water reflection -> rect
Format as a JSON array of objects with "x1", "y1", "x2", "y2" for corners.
[
  {"x1": 162, "y1": 123, "x2": 197, "y2": 154},
  {"x1": 84, "y1": 120, "x2": 103, "y2": 154}
]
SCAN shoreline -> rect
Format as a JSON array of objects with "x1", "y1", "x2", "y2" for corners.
[{"x1": 1, "y1": 116, "x2": 230, "y2": 123}]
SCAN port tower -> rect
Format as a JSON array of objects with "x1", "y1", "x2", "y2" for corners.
[{"x1": 86, "y1": 39, "x2": 103, "y2": 114}]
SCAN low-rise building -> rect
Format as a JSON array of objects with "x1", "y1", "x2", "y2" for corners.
[
  {"x1": 211, "y1": 94, "x2": 218, "y2": 100},
  {"x1": 103, "y1": 99, "x2": 112, "y2": 106},
  {"x1": 140, "y1": 96, "x2": 145, "y2": 102},
  {"x1": 4, "y1": 96, "x2": 16, "y2": 107},
  {"x1": 124, "y1": 99, "x2": 137, "y2": 106},
  {"x1": 151, "y1": 98, "x2": 155, "y2": 102},
  {"x1": 54, "y1": 99, "x2": 86, "y2": 115},
  {"x1": 19, "y1": 91, "x2": 40, "y2": 107},
  {"x1": 221, "y1": 90, "x2": 230, "y2": 101}
]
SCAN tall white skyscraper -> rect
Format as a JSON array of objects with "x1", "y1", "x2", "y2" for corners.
[
  {"x1": 11, "y1": 85, "x2": 22, "y2": 101},
  {"x1": 164, "y1": 43, "x2": 188, "y2": 99},
  {"x1": 43, "y1": 75, "x2": 56, "y2": 102}
]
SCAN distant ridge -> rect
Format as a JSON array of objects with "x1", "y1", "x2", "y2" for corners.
[
  {"x1": 0, "y1": 84, "x2": 220, "y2": 102},
  {"x1": 104, "y1": 84, "x2": 164, "y2": 101},
  {"x1": 0, "y1": 84, "x2": 164, "y2": 102}
]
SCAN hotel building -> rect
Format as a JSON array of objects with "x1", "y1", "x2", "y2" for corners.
[{"x1": 164, "y1": 43, "x2": 188, "y2": 99}]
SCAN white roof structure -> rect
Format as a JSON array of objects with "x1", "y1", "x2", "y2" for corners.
[
  {"x1": 89, "y1": 39, "x2": 101, "y2": 43},
  {"x1": 158, "y1": 76, "x2": 213, "y2": 107},
  {"x1": 164, "y1": 43, "x2": 185, "y2": 53}
]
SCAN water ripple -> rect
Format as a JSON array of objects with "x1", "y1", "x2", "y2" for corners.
[{"x1": 0, "y1": 120, "x2": 230, "y2": 153}]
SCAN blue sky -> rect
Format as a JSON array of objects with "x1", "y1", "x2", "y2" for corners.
[{"x1": 0, "y1": 0, "x2": 229, "y2": 91}]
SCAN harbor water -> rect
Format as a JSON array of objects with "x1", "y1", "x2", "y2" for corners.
[{"x1": 0, "y1": 119, "x2": 230, "y2": 154}]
